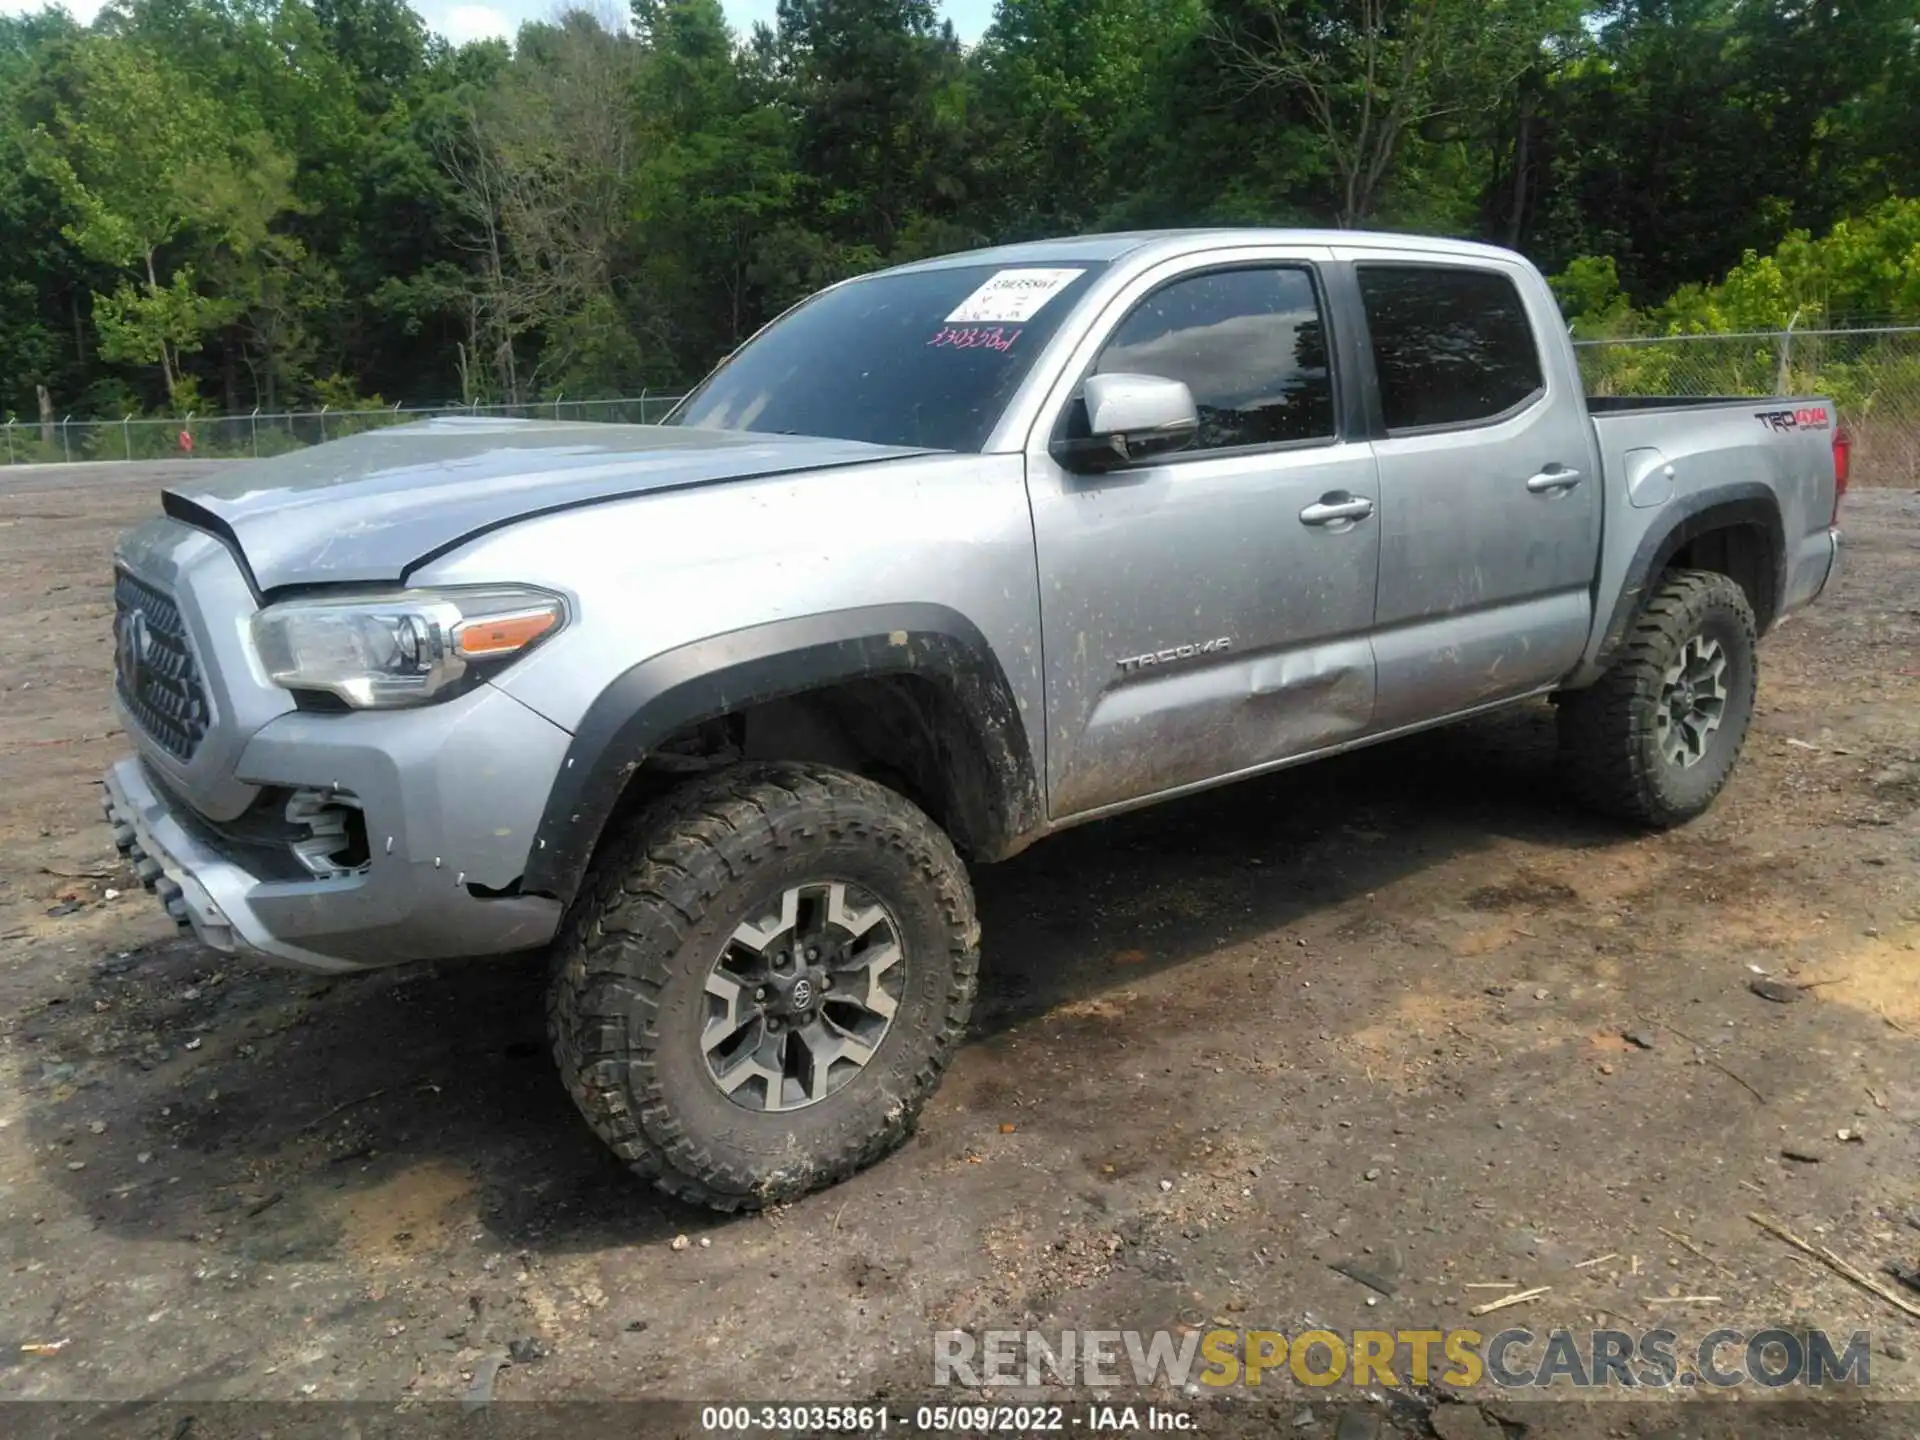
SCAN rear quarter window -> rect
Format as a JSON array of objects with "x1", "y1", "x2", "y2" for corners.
[{"x1": 1357, "y1": 265, "x2": 1544, "y2": 431}]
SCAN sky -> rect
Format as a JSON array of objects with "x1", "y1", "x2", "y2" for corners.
[{"x1": 0, "y1": 0, "x2": 997, "y2": 47}]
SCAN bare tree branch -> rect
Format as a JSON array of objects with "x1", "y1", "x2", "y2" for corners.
[
  {"x1": 1211, "y1": 0, "x2": 1548, "y2": 227},
  {"x1": 435, "y1": 15, "x2": 642, "y2": 402}
]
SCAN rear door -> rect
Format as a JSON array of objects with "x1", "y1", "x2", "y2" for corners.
[
  {"x1": 1337, "y1": 254, "x2": 1601, "y2": 729},
  {"x1": 1024, "y1": 248, "x2": 1383, "y2": 819}
]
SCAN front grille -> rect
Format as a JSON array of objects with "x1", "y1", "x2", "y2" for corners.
[{"x1": 113, "y1": 569, "x2": 210, "y2": 762}]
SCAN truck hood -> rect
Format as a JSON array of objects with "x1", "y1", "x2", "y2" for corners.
[{"x1": 161, "y1": 417, "x2": 934, "y2": 593}]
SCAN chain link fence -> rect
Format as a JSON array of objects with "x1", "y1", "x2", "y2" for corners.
[
  {"x1": 1, "y1": 394, "x2": 688, "y2": 466},
  {"x1": 1573, "y1": 326, "x2": 1920, "y2": 488},
  {"x1": 12, "y1": 329, "x2": 1920, "y2": 486}
]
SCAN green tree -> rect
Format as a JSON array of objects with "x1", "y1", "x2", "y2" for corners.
[
  {"x1": 2, "y1": 0, "x2": 1918, "y2": 421},
  {"x1": 92, "y1": 267, "x2": 238, "y2": 390},
  {"x1": 25, "y1": 37, "x2": 296, "y2": 404},
  {"x1": 629, "y1": 0, "x2": 801, "y2": 368},
  {"x1": 1523, "y1": 0, "x2": 1920, "y2": 302},
  {"x1": 434, "y1": 12, "x2": 644, "y2": 402},
  {"x1": 0, "y1": 12, "x2": 85, "y2": 417},
  {"x1": 774, "y1": 0, "x2": 972, "y2": 257},
  {"x1": 1210, "y1": 0, "x2": 1574, "y2": 228},
  {"x1": 971, "y1": 0, "x2": 1201, "y2": 237}
]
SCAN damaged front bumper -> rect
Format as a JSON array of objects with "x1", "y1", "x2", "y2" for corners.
[
  {"x1": 103, "y1": 755, "x2": 286, "y2": 964},
  {"x1": 101, "y1": 715, "x2": 567, "y2": 974}
]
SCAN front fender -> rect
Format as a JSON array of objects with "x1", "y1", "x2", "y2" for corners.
[{"x1": 518, "y1": 604, "x2": 1043, "y2": 907}]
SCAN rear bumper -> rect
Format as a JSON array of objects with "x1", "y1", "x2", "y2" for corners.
[
  {"x1": 1778, "y1": 524, "x2": 1840, "y2": 623},
  {"x1": 1818, "y1": 525, "x2": 1841, "y2": 600}
]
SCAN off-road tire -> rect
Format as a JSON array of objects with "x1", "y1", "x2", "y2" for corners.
[
  {"x1": 1557, "y1": 568, "x2": 1759, "y2": 827},
  {"x1": 547, "y1": 761, "x2": 979, "y2": 1211}
]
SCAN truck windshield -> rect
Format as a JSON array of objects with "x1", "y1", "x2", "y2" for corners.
[{"x1": 669, "y1": 261, "x2": 1108, "y2": 452}]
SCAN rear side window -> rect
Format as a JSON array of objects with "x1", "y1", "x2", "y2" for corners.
[
  {"x1": 1093, "y1": 266, "x2": 1334, "y2": 451},
  {"x1": 1357, "y1": 266, "x2": 1544, "y2": 430}
]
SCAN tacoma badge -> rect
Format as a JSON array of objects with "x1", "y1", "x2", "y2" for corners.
[{"x1": 1116, "y1": 637, "x2": 1232, "y2": 674}]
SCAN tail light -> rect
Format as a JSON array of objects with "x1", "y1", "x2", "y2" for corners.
[{"x1": 1830, "y1": 424, "x2": 1851, "y2": 525}]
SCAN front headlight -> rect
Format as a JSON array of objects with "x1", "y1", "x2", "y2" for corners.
[{"x1": 250, "y1": 586, "x2": 565, "y2": 709}]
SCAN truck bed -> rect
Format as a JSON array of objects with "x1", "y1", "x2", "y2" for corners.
[
  {"x1": 1586, "y1": 394, "x2": 1787, "y2": 414},
  {"x1": 1576, "y1": 390, "x2": 1841, "y2": 687},
  {"x1": 1587, "y1": 391, "x2": 1837, "y2": 528}
]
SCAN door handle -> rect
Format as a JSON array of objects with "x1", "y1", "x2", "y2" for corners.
[
  {"x1": 1300, "y1": 494, "x2": 1375, "y2": 526},
  {"x1": 1525, "y1": 466, "x2": 1583, "y2": 493}
]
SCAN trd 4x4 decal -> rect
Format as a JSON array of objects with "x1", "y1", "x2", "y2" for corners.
[{"x1": 1755, "y1": 406, "x2": 1831, "y2": 432}]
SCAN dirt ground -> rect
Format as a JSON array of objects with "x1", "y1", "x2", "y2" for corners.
[{"x1": 1, "y1": 462, "x2": 1917, "y2": 1438}]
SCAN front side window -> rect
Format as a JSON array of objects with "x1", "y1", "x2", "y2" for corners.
[
  {"x1": 1357, "y1": 265, "x2": 1545, "y2": 431},
  {"x1": 1089, "y1": 266, "x2": 1335, "y2": 452},
  {"x1": 671, "y1": 262, "x2": 1108, "y2": 452}
]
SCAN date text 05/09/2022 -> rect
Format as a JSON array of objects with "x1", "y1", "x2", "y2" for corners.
[{"x1": 698, "y1": 1403, "x2": 1196, "y2": 1433}]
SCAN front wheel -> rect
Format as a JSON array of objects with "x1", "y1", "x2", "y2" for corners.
[
  {"x1": 1557, "y1": 568, "x2": 1759, "y2": 827},
  {"x1": 547, "y1": 761, "x2": 979, "y2": 1211}
]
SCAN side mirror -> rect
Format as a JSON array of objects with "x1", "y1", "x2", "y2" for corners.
[{"x1": 1051, "y1": 372, "x2": 1199, "y2": 473}]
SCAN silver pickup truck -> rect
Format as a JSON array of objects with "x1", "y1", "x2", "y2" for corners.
[{"x1": 102, "y1": 229, "x2": 1847, "y2": 1209}]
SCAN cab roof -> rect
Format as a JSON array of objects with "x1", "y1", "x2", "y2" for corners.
[{"x1": 886, "y1": 227, "x2": 1525, "y2": 274}]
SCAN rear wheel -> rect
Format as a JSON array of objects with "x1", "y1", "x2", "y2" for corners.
[
  {"x1": 547, "y1": 761, "x2": 978, "y2": 1211},
  {"x1": 1557, "y1": 568, "x2": 1759, "y2": 827}
]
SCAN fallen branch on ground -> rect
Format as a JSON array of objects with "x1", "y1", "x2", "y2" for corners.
[
  {"x1": 1747, "y1": 1212, "x2": 1920, "y2": 1320},
  {"x1": 1470, "y1": 1285, "x2": 1549, "y2": 1316},
  {"x1": 1658, "y1": 1019, "x2": 1767, "y2": 1103}
]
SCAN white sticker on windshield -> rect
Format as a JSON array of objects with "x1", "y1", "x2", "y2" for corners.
[{"x1": 945, "y1": 268, "x2": 1086, "y2": 325}]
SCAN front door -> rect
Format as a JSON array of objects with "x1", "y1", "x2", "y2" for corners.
[{"x1": 1026, "y1": 254, "x2": 1383, "y2": 819}]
